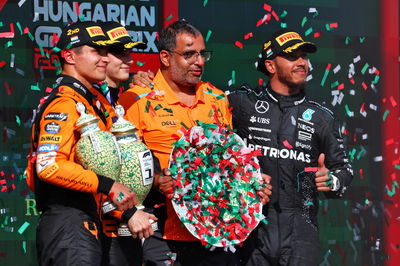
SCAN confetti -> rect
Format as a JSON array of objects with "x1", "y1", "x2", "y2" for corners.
[
  {"x1": 17, "y1": 221, "x2": 30, "y2": 234},
  {"x1": 205, "y1": 30, "x2": 212, "y2": 42},
  {"x1": 170, "y1": 123, "x2": 263, "y2": 247},
  {"x1": 234, "y1": 41, "x2": 243, "y2": 49}
]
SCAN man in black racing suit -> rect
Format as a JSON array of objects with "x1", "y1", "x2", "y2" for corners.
[{"x1": 228, "y1": 29, "x2": 353, "y2": 266}]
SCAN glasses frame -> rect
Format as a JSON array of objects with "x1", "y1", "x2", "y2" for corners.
[{"x1": 167, "y1": 49, "x2": 213, "y2": 63}]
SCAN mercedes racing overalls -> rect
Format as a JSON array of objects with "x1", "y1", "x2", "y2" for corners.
[{"x1": 228, "y1": 84, "x2": 353, "y2": 266}]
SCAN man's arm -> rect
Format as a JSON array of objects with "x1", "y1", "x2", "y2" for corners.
[{"x1": 317, "y1": 117, "x2": 353, "y2": 198}]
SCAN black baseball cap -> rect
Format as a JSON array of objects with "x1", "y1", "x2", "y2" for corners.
[
  {"x1": 55, "y1": 21, "x2": 119, "y2": 51},
  {"x1": 257, "y1": 29, "x2": 317, "y2": 74},
  {"x1": 101, "y1": 21, "x2": 147, "y2": 50}
]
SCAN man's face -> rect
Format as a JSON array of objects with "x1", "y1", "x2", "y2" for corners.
[
  {"x1": 168, "y1": 33, "x2": 206, "y2": 87},
  {"x1": 106, "y1": 45, "x2": 133, "y2": 85},
  {"x1": 273, "y1": 49, "x2": 309, "y2": 89},
  {"x1": 73, "y1": 45, "x2": 110, "y2": 84}
]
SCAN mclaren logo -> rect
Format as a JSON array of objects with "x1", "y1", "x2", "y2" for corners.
[{"x1": 255, "y1": 100, "x2": 269, "y2": 114}]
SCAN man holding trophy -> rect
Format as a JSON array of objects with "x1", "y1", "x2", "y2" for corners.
[
  {"x1": 25, "y1": 21, "x2": 140, "y2": 266},
  {"x1": 120, "y1": 20, "x2": 272, "y2": 266}
]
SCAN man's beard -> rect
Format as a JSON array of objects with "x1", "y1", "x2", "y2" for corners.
[{"x1": 277, "y1": 68, "x2": 306, "y2": 93}]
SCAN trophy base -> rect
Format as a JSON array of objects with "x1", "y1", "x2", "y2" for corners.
[
  {"x1": 102, "y1": 200, "x2": 117, "y2": 214},
  {"x1": 117, "y1": 220, "x2": 158, "y2": 237}
]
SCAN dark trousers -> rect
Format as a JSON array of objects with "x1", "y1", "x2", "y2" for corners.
[
  {"x1": 36, "y1": 205, "x2": 102, "y2": 266},
  {"x1": 143, "y1": 236, "x2": 240, "y2": 266},
  {"x1": 101, "y1": 234, "x2": 143, "y2": 266}
]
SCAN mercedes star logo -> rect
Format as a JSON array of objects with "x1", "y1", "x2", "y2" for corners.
[{"x1": 255, "y1": 100, "x2": 269, "y2": 114}]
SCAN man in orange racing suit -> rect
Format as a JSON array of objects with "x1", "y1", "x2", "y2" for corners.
[{"x1": 25, "y1": 21, "x2": 138, "y2": 266}]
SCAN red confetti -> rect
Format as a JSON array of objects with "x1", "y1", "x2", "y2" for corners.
[
  {"x1": 23, "y1": 27, "x2": 29, "y2": 34},
  {"x1": 389, "y1": 96, "x2": 397, "y2": 107},
  {"x1": 329, "y1": 22, "x2": 339, "y2": 28},
  {"x1": 386, "y1": 138, "x2": 394, "y2": 145},
  {"x1": 0, "y1": 61, "x2": 6, "y2": 68},
  {"x1": 271, "y1": 11, "x2": 279, "y2": 21},
  {"x1": 361, "y1": 82, "x2": 368, "y2": 90},
  {"x1": 359, "y1": 169, "x2": 364, "y2": 179},
  {"x1": 338, "y1": 83, "x2": 345, "y2": 90},
  {"x1": 283, "y1": 140, "x2": 293, "y2": 149},
  {"x1": 313, "y1": 32, "x2": 321, "y2": 38},
  {"x1": 263, "y1": 3, "x2": 272, "y2": 12},
  {"x1": 234, "y1": 41, "x2": 243, "y2": 49},
  {"x1": 349, "y1": 77, "x2": 355, "y2": 84},
  {"x1": 304, "y1": 167, "x2": 318, "y2": 172},
  {"x1": 243, "y1": 32, "x2": 253, "y2": 40}
]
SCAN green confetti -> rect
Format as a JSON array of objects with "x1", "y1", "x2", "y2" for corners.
[
  {"x1": 5, "y1": 41, "x2": 13, "y2": 48},
  {"x1": 394, "y1": 165, "x2": 400, "y2": 170},
  {"x1": 16, "y1": 115, "x2": 21, "y2": 126},
  {"x1": 280, "y1": 10, "x2": 288, "y2": 18},
  {"x1": 325, "y1": 24, "x2": 331, "y2": 31},
  {"x1": 38, "y1": 44, "x2": 45, "y2": 56},
  {"x1": 359, "y1": 37, "x2": 366, "y2": 43},
  {"x1": 344, "y1": 105, "x2": 353, "y2": 117},
  {"x1": 205, "y1": 30, "x2": 212, "y2": 42},
  {"x1": 231, "y1": 70, "x2": 236, "y2": 85},
  {"x1": 165, "y1": 14, "x2": 173, "y2": 21},
  {"x1": 117, "y1": 192, "x2": 125, "y2": 202},
  {"x1": 17, "y1": 221, "x2": 30, "y2": 234},
  {"x1": 22, "y1": 241, "x2": 27, "y2": 253},
  {"x1": 203, "y1": 0, "x2": 208, "y2": 6},
  {"x1": 180, "y1": 122, "x2": 189, "y2": 129},
  {"x1": 27, "y1": 32, "x2": 34, "y2": 41},
  {"x1": 371, "y1": 75, "x2": 380, "y2": 85},
  {"x1": 280, "y1": 22, "x2": 287, "y2": 28},
  {"x1": 136, "y1": 61, "x2": 145, "y2": 66},
  {"x1": 330, "y1": 80, "x2": 339, "y2": 88},
  {"x1": 304, "y1": 27, "x2": 313, "y2": 36},
  {"x1": 16, "y1": 22, "x2": 23, "y2": 35},
  {"x1": 145, "y1": 100, "x2": 151, "y2": 113},
  {"x1": 383, "y1": 110, "x2": 390, "y2": 121},
  {"x1": 79, "y1": 14, "x2": 85, "y2": 22},
  {"x1": 52, "y1": 47, "x2": 61, "y2": 53},
  {"x1": 31, "y1": 83, "x2": 40, "y2": 91},
  {"x1": 361, "y1": 63, "x2": 369, "y2": 75},
  {"x1": 0, "y1": 22, "x2": 3, "y2": 27},
  {"x1": 301, "y1": 17, "x2": 308, "y2": 27},
  {"x1": 345, "y1": 36, "x2": 350, "y2": 45}
]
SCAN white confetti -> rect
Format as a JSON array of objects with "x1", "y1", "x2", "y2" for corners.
[
  {"x1": 18, "y1": 0, "x2": 26, "y2": 7},
  {"x1": 373, "y1": 156, "x2": 383, "y2": 162},
  {"x1": 369, "y1": 104, "x2": 377, "y2": 111},
  {"x1": 333, "y1": 64, "x2": 341, "y2": 74},
  {"x1": 353, "y1": 55, "x2": 361, "y2": 63},
  {"x1": 362, "y1": 134, "x2": 368, "y2": 140}
]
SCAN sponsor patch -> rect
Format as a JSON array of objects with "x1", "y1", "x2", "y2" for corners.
[
  {"x1": 44, "y1": 122, "x2": 61, "y2": 134},
  {"x1": 254, "y1": 100, "x2": 270, "y2": 114},
  {"x1": 276, "y1": 32, "x2": 303, "y2": 46},
  {"x1": 40, "y1": 135, "x2": 62, "y2": 143},
  {"x1": 161, "y1": 120, "x2": 177, "y2": 127},
  {"x1": 70, "y1": 35, "x2": 79, "y2": 44},
  {"x1": 44, "y1": 112, "x2": 68, "y2": 121},
  {"x1": 249, "y1": 116, "x2": 270, "y2": 124},
  {"x1": 36, "y1": 152, "x2": 57, "y2": 173},
  {"x1": 39, "y1": 162, "x2": 59, "y2": 179},
  {"x1": 107, "y1": 27, "x2": 130, "y2": 40},
  {"x1": 86, "y1": 26, "x2": 105, "y2": 37},
  {"x1": 298, "y1": 131, "x2": 312, "y2": 141},
  {"x1": 37, "y1": 144, "x2": 60, "y2": 153},
  {"x1": 302, "y1": 108, "x2": 315, "y2": 121}
]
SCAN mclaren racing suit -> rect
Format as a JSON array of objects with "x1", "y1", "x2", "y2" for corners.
[
  {"x1": 26, "y1": 75, "x2": 117, "y2": 266},
  {"x1": 228, "y1": 84, "x2": 353, "y2": 266}
]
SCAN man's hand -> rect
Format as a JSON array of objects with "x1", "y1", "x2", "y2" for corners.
[
  {"x1": 127, "y1": 210, "x2": 157, "y2": 239},
  {"x1": 158, "y1": 168, "x2": 174, "y2": 199},
  {"x1": 315, "y1": 153, "x2": 332, "y2": 192},
  {"x1": 108, "y1": 182, "x2": 138, "y2": 211},
  {"x1": 257, "y1": 173, "x2": 272, "y2": 205},
  {"x1": 130, "y1": 70, "x2": 155, "y2": 88}
]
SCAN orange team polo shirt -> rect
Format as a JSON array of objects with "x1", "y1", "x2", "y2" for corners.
[{"x1": 119, "y1": 70, "x2": 232, "y2": 241}]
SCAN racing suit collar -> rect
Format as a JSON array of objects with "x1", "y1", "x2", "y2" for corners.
[{"x1": 265, "y1": 84, "x2": 306, "y2": 108}]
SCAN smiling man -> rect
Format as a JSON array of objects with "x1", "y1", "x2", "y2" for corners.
[
  {"x1": 229, "y1": 29, "x2": 353, "y2": 265},
  {"x1": 119, "y1": 20, "x2": 238, "y2": 265}
]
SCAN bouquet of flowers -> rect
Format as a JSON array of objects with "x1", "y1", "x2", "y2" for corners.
[{"x1": 169, "y1": 123, "x2": 265, "y2": 247}]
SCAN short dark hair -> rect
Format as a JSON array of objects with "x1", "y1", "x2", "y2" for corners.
[{"x1": 157, "y1": 19, "x2": 201, "y2": 51}]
